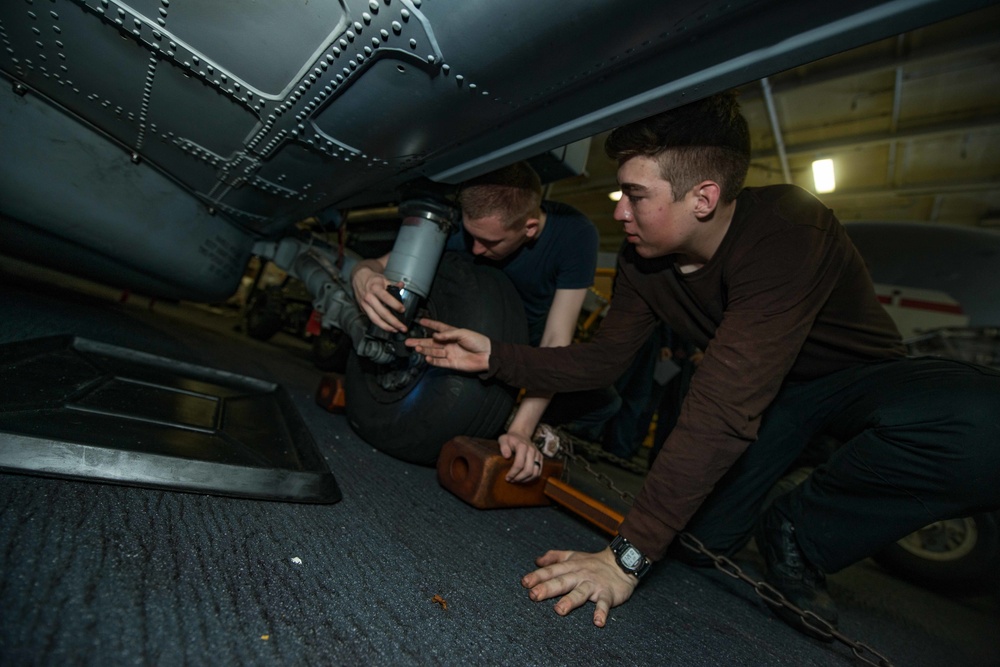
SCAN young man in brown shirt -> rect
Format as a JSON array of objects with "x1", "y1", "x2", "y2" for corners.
[{"x1": 407, "y1": 93, "x2": 1000, "y2": 638}]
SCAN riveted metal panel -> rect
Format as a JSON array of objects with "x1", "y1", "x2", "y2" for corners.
[
  {"x1": 2, "y1": 2, "x2": 150, "y2": 148},
  {"x1": 0, "y1": 0, "x2": 993, "y2": 297},
  {"x1": 120, "y1": 0, "x2": 350, "y2": 96},
  {"x1": 217, "y1": 143, "x2": 348, "y2": 231}
]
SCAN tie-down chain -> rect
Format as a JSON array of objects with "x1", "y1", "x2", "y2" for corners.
[{"x1": 534, "y1": 425, "x2": 894, "y2": 667}]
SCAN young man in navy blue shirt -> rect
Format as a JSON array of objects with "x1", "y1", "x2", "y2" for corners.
[{"x1": 352, "y1": 161, "x2": 605, "y2": 481}]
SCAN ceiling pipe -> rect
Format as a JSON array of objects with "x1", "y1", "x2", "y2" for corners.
[
  {"x1": 887, "y1": 35, "x2": 907, "y2": 186},
  {"x1": 930, "y1": 194, "x2": 945, "y2": 222},
  {"x1": 885, "y1": 68, "x2": 904, "y2": 185},
  {"x1": 760, "y1": 77, "x2": 792, "y2": 185}
]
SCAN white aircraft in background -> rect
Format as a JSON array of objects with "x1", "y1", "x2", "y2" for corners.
[{"x1": 846, "y1": 222, "x2": 999, "y2": 368}]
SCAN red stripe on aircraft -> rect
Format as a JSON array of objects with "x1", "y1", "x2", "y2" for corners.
[{"x1": 876, "y1": 295, "x2": 964, "y2": 315}]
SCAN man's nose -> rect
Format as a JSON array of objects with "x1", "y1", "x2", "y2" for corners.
[
  {"x1": 613, "y1": 198, "x2": 630, "y2": 222},
  {"x1": 471, "y1": 240, "x2": 487, "y2": 256}
]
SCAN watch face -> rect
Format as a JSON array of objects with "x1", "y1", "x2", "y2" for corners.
[{"x1": 620, "y1": 546, "x2": 643, "y2": 571}]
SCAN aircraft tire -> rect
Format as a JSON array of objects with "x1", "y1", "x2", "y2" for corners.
[
  {"x1": 873, "y1": 512, "x2": 1000, "y2": 593},
  {"x1": 345, "y1": 252, "x2": 528, "y2": 465}
]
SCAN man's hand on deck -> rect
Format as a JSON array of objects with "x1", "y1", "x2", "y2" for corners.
[
  {"x1": 405, "y1": 318, "x2": 491, "y2": 372},
  {"x1": 521, "y1": 547, "x2": 638, "y2": 627}
]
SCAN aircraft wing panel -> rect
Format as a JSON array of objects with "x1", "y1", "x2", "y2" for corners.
[{"x1": 0, "y1": 0, "x2": 993, "y2": 298}]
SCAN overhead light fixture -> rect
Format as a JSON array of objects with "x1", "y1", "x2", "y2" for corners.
[
  {"x1": 812, "y1": 158, "x2": 836, "y2": 193},
  {"x1": 608, "y1": 190, "x2": 622, "y2": 202}
]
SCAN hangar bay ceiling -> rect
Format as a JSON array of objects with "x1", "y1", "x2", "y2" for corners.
[{"x1": 549, "y1": 4, "x2": 1000, "y2": 252}]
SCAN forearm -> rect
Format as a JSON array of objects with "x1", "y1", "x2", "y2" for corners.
[
  {"x1": 488, "y1": 304, "x2": 653, "y2": 395},
  {"x1": 504, "y1": 288, "x2": 583, "y2": 433},
  {"x1": 506, "y1": 393, "x2": 553, "y2": 438}
]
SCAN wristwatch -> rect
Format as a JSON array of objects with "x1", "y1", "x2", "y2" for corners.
[{"x1": 610, "y1": 534, "x2": 651, "y2": 579}]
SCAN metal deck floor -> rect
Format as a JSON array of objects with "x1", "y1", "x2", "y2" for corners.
[{"x1": 2, "y1": 255, "x2": 997, "y2": 667}]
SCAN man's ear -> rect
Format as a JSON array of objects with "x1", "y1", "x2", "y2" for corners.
[
  {"x1": 691, "y1": 181, "x2": 722, "y2": 219},
  {"x1": 523, "y1": 217, "x2": 541, "y2": 239}
]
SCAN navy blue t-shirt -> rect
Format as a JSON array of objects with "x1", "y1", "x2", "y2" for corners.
[{"x1": 446, "y1": 200, "x2": 599, "y2": 345}]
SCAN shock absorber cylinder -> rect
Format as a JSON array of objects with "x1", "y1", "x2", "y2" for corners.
[{"x1": 377, "y1": 197, "x2": 456, "y2": 332}]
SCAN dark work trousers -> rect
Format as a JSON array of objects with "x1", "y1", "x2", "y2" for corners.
[
  {"x1": 541, "y1": 387, "x2": 622, "y2": 442},
  {"x1": 672, "y1": 357, "x2": 1000, "y2": 574}
]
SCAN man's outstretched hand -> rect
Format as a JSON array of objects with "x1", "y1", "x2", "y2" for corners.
[
  {"x1": 405, "y1": 318, "x2": 491, "y2": 372},
  {"x1": 521, "y1": 547, "x2": 639, "y2": 627}
]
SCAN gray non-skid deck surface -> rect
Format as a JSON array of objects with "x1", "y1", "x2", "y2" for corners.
[{"x1": 2, "y1": 259, "x2": 998, "y2": 666}]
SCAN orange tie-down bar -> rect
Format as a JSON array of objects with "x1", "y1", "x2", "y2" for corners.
[{"x1": 436, "y1": 436, "x2": 623, "y2": 536}]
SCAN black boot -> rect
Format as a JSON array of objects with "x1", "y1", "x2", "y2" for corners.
[{"x1": 756, "y1": 506, "x2": 839, "y2": 641}]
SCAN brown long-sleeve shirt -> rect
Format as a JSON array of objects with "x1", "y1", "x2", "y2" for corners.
[{"x1": 487, "y1": 185, "x2": 904, "y2": 559}]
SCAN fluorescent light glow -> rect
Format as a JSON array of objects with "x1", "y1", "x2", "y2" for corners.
[
  {"x1": 812, "y1": 158, "x2": 836, "y2": 193},
  {"x1": 608, "y1": 190, "x2": 622, "y2": 202}
]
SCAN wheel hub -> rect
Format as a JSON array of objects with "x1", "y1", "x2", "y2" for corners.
[{"x1": 897, "y1": 518, "x2": 979, "y2": 562}]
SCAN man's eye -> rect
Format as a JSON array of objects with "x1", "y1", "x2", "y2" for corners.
[{"x1": 627, "y1": 195, "x2": 643, "y2": 204}]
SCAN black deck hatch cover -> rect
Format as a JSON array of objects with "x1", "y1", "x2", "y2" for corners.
[{"x1": 0, "y1": 336, "x2": 341, "y2": 503}]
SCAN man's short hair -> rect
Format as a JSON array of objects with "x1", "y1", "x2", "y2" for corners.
[
  {"x1": 604, "y1": 92, "x2": 751, "y2": 203},
  {"x1": 457, "y1": 161, "x2": 543, "y2": 230}
]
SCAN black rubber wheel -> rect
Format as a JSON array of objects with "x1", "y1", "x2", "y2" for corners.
[
  {"x1": 873, "y1": 512, "x2": 1000, "y2": 592},
  {"x1": 345, "y1": 252, "x2": 528, "y2": 465},
  {"x1": 312, "y1": 326, "x2": 351, "y2": 373},
  {"x1": 244, "y1": 287, "x2": 286, "y2": 341}
]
